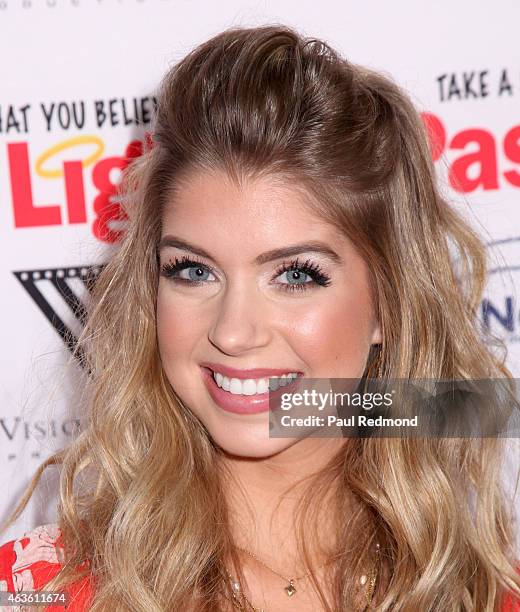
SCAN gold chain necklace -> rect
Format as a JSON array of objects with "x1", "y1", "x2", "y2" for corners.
[
  {"x1": 225, "y1": 542, "x2": 380, "y2": 611},
  {"x1": 235, "y1": 545, "x2": 336, "y2": 597}
]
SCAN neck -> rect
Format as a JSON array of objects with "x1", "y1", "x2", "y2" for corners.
[{"x1": 218, "y1": 437, "x2": 350, "y2": 568}]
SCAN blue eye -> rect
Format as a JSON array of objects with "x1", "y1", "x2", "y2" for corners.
[
  {"x1": 160, "y1": 256, "x2": 216, "y2": 284},
  {"x1": 185, "y1": 267, "x2": 212, "y2": 282},
  {"x1": 277, "y1": 269, "x2": 312, "y2": 289},
  {"x1": 274, "y1": 258, "x2": 332, "y2": 292},
  {"x1": 160, "y1": 255, "x2": 332, "y2": 292}
]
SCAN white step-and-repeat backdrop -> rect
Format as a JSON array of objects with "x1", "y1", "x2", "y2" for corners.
[{"x1": 1, "y1": 1, "x2": 519, "y2": 546}]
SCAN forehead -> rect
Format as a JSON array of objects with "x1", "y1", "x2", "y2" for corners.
[{"x1": 162, "y1": 168, "x2": 342, "y2": 245}]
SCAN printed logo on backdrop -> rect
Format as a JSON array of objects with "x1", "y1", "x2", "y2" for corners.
[
  {"x1": 3, "y1": 265, "x2": 103, "y2": 461},
  {"x1": 2, "y1": 96, "x2": 154, "y2": 242},
  {"x1": 422, "y1": 66, "x2": 520, "y2": 194},
  {"x1": 12, "y1": 264, "x2": 104, "y2": 359},
  {"x1": 483, "y1": 237, "x2": 520, "y2": 344},
  {"x1": 1, "y1": 417, "x2": 82, "y2": 462},
  {"x1": 421, "y1": 67, "x2": 520, "y2": 354},
  {"x1": 1, "y1": 96, "x2": 153, "y2": 463},
  {"x1": 0, "y1": 97, "x2": 155, "y2": 460}
]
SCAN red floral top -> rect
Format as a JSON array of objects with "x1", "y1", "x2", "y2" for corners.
[
  {"x1": 0, "y1": 524, "x2": 93, "y2": 611},
  {"x1": 0, "y1": 523, "x2": 519, "y2": 611}
]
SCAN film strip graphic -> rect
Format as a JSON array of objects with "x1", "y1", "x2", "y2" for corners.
[{"x1": 12, "y1": 265, "x2": 104, "y2": 364}]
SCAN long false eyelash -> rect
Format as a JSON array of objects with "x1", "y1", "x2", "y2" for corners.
[
  {"x1": 274, "y1": 257, "x2": 332, "y2": 289},
  {"x1": 160, "y1": 255, "x2": 332, "y2": 291},
  {"x1": 160, "y1": 255, "x2": 212, "y2": 280}
]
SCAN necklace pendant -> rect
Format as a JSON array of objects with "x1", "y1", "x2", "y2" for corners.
[{"x1": 284, "y1": 579, "x2": 297, "y2": 597}]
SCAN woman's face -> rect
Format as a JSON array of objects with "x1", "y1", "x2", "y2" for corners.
[{"x1": 156, "y1": 168, "x2": 381, "y2": 457}]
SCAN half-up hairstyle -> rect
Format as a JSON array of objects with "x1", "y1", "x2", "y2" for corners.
[{"x1": 2, "y1": 24, "x2": 520, "y2": 611}]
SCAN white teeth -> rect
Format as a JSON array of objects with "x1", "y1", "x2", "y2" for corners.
[
  {"x1": 240, "y1": 379, "x2": 257, "y2": 395},
  {"x1": 211, "y1": 371, "x2": 298, "y2": 395},
  {"x1": 229, "y1": 378, "x2": 243, "y2": 394},
  {"x1": 256, "y1": 378, "x2": 269, "y2": 394}
]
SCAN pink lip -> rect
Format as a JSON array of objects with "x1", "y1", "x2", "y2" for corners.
[
  {"x1": 199, "y1": 362, "x2": 303, "y2": 379},
  {"x1": 200, "y1": 366, "x2": 303, "y2": 415}
]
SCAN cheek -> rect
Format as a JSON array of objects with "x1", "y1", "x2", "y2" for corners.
[
  {"x1": 290, "y1": 290, "x2": 375, "y2": 377},
  {"x1": 156, "y1": 289, "x2": 209, "y2": 410},
  {"x1": 156, "y1": 289, "x2": 203, "y2": 364}
]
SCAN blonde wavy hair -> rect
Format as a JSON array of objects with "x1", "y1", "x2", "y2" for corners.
[{"x1": 2, "y1": 24, "x2": 520, "y2": 611}]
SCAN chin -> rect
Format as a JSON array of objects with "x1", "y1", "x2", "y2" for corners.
[{"x1": 209, "y1": 427, "x2": 301, "y2": 459}]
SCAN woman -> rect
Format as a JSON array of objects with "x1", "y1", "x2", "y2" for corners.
[{"x1": 1, "y1": 24, "x2": 519, "y2": 611}]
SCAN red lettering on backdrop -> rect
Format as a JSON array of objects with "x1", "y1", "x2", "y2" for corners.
[
  {"x1": 504, "y1": 126, "x2": 520, "y2": 187},
  {"x1": 449, "y1": 128, "x2": 498, "y2": 192},
  {"x1": 8, "y1": 142, "x2": 62, "y2": 227},
  {"x1": 420, "y1": 112, "x2": 446, "y2": 162},
  {"x1": 63, "y1": 160, "x2": 87, "y2": 224},
  {"x1": 7, "y1": 136, "x2": 151, "y2": 240},
  {"x1": 92, "y1": 156, "x2": 128, "y2": 243},
  {"x1": 420, "y1": 112, "x2": 520, "y2": 193},
  {"x1": 91, "y1": 139, "x2": 147, "y2": 242}
]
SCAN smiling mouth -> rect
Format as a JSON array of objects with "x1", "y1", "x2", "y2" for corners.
[
  {"x1": 200, "y1": 367, "x2": 304, "y2": 415},
  {"x1": 209, "y1": 369, "x2": 302, "y2": 396}
]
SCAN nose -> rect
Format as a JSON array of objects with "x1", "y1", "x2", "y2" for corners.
[{"x1": 207, "y1": 280, "x2": 271, "y2": 355}]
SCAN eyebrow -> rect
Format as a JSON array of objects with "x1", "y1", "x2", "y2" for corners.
[{"x1": 157, "y1": 235, "x2": 344, "y2": 266}]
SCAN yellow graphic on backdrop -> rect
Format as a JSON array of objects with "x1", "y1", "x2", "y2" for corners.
[{"x1": 35, "y1": 135, "x2": 105, "y2": 179}]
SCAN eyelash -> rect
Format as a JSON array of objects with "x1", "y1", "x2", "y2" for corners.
[
  {"x1": 275, "y1": 258, "x2": 332, "y2": 291},
  {"x1": 159, "y1": 255, "x2": 332, "y2": 292}
]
